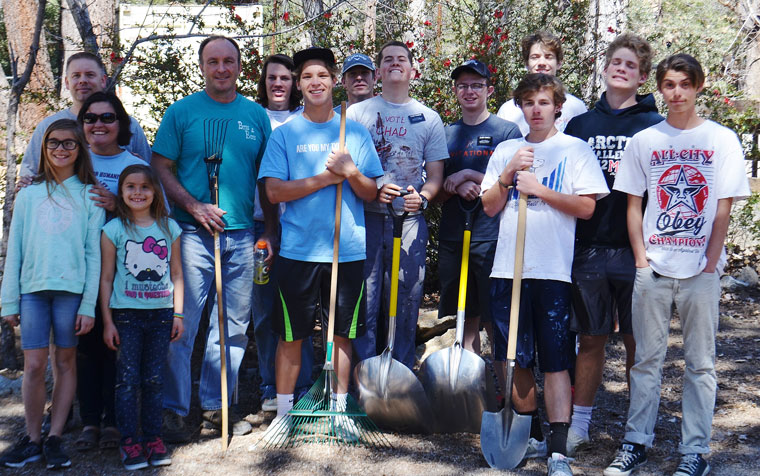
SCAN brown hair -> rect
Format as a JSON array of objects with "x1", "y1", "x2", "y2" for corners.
[
  {"x1": 295, "y1": 59, "x2": 339, "y2": 82},
  {"x1": 655, "y1": 53, "x2": 705, "y2": 89},
  {"x1": 199, "y1": 36, "x2": 241, "y2": 64},
  {"x1": 376, "y1": 40, "x2": 413, "y2": 66},
  {"x1": 36, "y1": 119, "x2": 98, "y2": 193},
  {"x1": 114, "y1": 164, "x2": 171, "y2": 237},
  {"x1": 78, "y1": 91, "x2": 133, "y2": 147},
  {"x1": 513, "y1": 73, "x2": 566, "y2": 119},
  {"x1": 605, "y1": 33, "x2": 654, "y2": 76},
  {"x1": 521, "y1": 31, "x2": 563, "y2": 66},
  {"x1": 256, "y1": 54, "x2": 302, "y2": 111},
  {"x1": 66, "y1": 51, "x2": 106, "y2": 75}
]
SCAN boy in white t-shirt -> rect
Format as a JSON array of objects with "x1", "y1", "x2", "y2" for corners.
[
  {"x1": 482, "y1": 74, "x2": 608, "y2": 476},
  {"x1": 603, "y1": 55, "x2": 750, "y2": 476},
  {"x1": 497, "y1": 31, "x2": 587, "y2": 135}
]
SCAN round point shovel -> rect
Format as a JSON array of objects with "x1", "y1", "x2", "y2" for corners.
[
  {"x1": 354, "y1": 194, "x2": 434, "y2": 434},
  {"x1": 480, "y1": 191, "x2": 531, "y2": 469},
  {"x1": 418, "y1": 197, "x2": 495, "y2": 433}
]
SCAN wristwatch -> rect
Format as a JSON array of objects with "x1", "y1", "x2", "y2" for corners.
[{"x1": 420, "y1": 194, "x2": 429, "y2": 211}]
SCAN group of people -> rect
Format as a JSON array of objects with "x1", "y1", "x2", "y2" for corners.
[{"x1": 0, "y1": 27, "x2": 748, "y2": 476}]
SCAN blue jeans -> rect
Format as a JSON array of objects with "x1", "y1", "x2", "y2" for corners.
[
  {"x1": 163, "y1": 223, "x2": 254, "y2": 415},
  {"x1": 114, "y1": 308, "x2": 173, "y2": 440},
  {"x1": 251, "y1": 221, "x2": 314, "y2": 400},
  {"x1": 356, "y1": 212, "x2": 427, "y2": 369},
  {"x1": 19, "y1": 291, "x2": 81, "y2": 350}
]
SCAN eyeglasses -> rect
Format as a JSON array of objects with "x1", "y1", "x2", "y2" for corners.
[
  {"x1": 45, "y1": 139, "x2": 79, "y2": 150},
  {"x1": 455, "y1": 83, "x2": 487, "y2": 92},
  {"x1": 82, "y1": 112, "x2": 117, "y2": 124}
]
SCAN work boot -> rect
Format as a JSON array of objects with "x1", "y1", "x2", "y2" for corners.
[
  {"x1": 202, "y1": 406, "x2": 252, "y2": 436},
  {"x1": 162, "y1": 409, "x2": 192, "y2": 443}
]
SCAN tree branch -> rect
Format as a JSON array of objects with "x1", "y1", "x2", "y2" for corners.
[{"x1": 64, "y1": 0, "x2": 100, "y2": 54}]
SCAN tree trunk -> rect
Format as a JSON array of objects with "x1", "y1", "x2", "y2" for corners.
[
  {"x1": 1, "y1": 0, "x2": 48, "y2": 371},
  {"x1": 302, "y1": 0, "x2": 324, "y2": 45},
  {"x1": 3, "y1": 0, "x2": 56, "y2": 137},
  {"x1": 583, "y1": 0, "x2": 628, "y2": 102},
  {"x1": 739, "y1": 1, "x2": 760, "y2": 101},
  {"x1": 363, "y1": 0, "x2": 377, "y2": 55}
]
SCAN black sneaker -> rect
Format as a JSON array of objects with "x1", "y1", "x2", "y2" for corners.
[
  {"x1": 162, "y1": 410, "x2": 191, "y2": 443},
  {"x1": 604, "y1": 442, "x2": 647, "y2": 476},
  {"x1": 119, "y1": 437, "x2": 148, "y2": 470},
  {"x1": 145, "y1": 437, "x2": 171, "y2": 466},
  {"x1": 202, "y1": 407, "x2": 252, "y2": 436},
  {"x1": 672, "y1": 454, "x2": 710, "y2": 476},
  {"x1": 43, "y1": 435, "x2": 71, "y2": 470},
  {"x1": 0, "y1": 435, "x2": 43, "y2": 468}
]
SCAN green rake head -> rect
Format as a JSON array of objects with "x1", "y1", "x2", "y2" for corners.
[{"x1": 257, "y1": 370, "x2": 392, "y2": 449}]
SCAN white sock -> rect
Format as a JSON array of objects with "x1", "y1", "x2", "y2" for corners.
[
  {"x1": 570, "y1": 404, "x2": 593, "y2": 436},
  {"x1": 276, "y1": 393, "x2": 294, "y2": 417},
  {"x1": 335, "y1": 393, "x2": 348, "y2": 412}
]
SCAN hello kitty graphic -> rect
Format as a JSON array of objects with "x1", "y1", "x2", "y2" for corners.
[{"x1": 124, "y1": 236, "x2": 169, "y2": 282}]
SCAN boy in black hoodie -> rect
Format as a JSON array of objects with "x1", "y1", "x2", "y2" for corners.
[{"x1": 563, "y1": 33, "x2": 663, "y2": 456}]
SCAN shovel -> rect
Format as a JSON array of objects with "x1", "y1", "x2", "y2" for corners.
[
  {"x1": 354, "y1": 193, "x2": 434, "y2": 434},
  {"x1": 480, "y1": 190, "x2": 531, "y2": 468},
  {"x1": 418, "y1": 197, "x2": 495, "y2": 433}
]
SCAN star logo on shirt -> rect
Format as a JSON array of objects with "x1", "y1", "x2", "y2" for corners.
[{"x1": 661, "y1": 166, "x2": 705, "y2": 214}]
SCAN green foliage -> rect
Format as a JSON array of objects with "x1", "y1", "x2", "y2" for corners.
[{"x1": 727, "y1": 192, "x2": 760, "y2": 249}]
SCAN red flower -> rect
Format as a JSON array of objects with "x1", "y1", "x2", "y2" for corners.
[
  {"x1": 607, "y1": 26, "x2": 615, "y2": 33},
  {"x1": 414, "y1": 71, "x2": 421, "y2": 79},
  {"x1": 109, "y1": 52, "x2": 115, "y2": 59},
  {"x1": 500, "y1": 32, "x2": 509, "y2": 41},
  {"x1": 495, "y1": 27, "x2": 502, "y2": 35},
  {"x1": 488, "y1": 64, "x2": 497, "y2": 74},
  {"x1": 235, "y1": 14, "x2": 242, "y2": 22},
  {"x1": 283, "y1": 12, "x2": 290, "y2": 21},
  {"x1": 494, "y1": 10, "x2": 504, "y2": 18},
  {"x1": 418, "y1": 57, "x2": 425, "y2": 63},
  {"x1": 406, "y1": 41, "x2": 414, "y2": 48},
  {"x1": 713, "y1": 88, "x2": 720, "y2": 96},
  {"x1": 323, "y1": 12, "x2": 332, "y2": 19},
  {"x1": 424, "y1": 20, "x2": 432, "y2": 26},
  {"x1": 443, "y1": 59, "x2": 451, "y2": 67},
  {"x1": 724, "y1": 97, "x2": 731, "y2": 104}
]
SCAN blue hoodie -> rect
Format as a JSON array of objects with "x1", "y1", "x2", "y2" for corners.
[{"x1": 565, "y1": 93, "x2": 664, "y2": 247}]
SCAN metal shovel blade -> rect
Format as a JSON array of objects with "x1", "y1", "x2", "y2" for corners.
[
  {"x1": 354, "y1": 349, "x2": 433, "y2": 434},
  {"x1": 480, "y1": 406, "x2": 531, "y2": 469},
  {"x1": 417, "y1": 343, "x2": 495, "y2": 433}
]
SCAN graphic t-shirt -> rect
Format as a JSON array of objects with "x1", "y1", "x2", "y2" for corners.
[
  {"x1": 482, "y1": 132, "x2": 609, "y2": 282},
  {"x1": 102, "y1": 218, "x2": 182, "y2": 309},
  {"x1": 613, "y1": 119, "x2": 750, "y2": 278},
  {"x1": 497, "y1": 94, "x2": 587, "y2": 136},
  {"x1": 347, "y1": 96, "x2": 449, "y2": 214},
  {"x1": 440, "y1": 114, "x2": 522, "y2": 242},
  {"x1": 152, "y1": 91, "x2": 271, "y2": 229},
  {"x1": 258, "y1": 114, "x2": 384, "y2": 263},
  {"x1": 90, "y1": 150, "x2": 146, "y2": 195}
]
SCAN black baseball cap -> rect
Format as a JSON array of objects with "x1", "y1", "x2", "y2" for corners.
[
  {"x1": 293, "y1": 47, "x2": 336, "y2": 69},
  {"x1": 451, "y1": 59, "x2": 490, "y2": 80}
]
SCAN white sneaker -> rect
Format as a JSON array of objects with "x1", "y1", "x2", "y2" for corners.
[
  {"x1": 261, "y1": 415, "x2": 292, "y2": 445},
  {"x1": 332, "y1": 415, "x2": 361, "y2": 443},
  {"x1": 261, "y1": 398, "x2": 277, "y2": 412},
  {"x1": 547, "y1": 452, "x2": 574, "y2": 476},
  {"x1": 566, "y1": 427, "x2": 590, "y2": 457},
  {"x1": 525, "y1": 437, "x2": 548, "y2": 459}
]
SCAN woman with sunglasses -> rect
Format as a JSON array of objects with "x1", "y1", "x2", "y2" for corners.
[{"x1": 73, "y1": 92, "x2": 147, "y2": 452}]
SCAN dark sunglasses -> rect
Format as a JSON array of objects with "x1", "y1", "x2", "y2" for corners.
[
  {"x1": 45, "y1": 139, "x2": 79, "y2": 150},
  {"x1": 82, "y1": 112, "x2": 118, "y2": 124}
]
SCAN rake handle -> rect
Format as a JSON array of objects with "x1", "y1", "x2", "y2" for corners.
[
  {"x1": 211, "y1": 179, "x2": 229, "y2": 451},
  {"x1": 326, "y1": 101, "x2": 347, "y2": 363}
]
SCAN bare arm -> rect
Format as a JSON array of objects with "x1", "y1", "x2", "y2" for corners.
[
  {"x1": 100, "y1": 233, "x2": 119, "y2": 351},
  {"x1": 482, "y1": 146, "x2": 535, "y2": 217},
  {"x1": 626, "y1": 194, "x2": 648, "y2": 268},
  {"x1": 258, "y1": 183, "x2": 280, "y2": 265},
  {"x1": 152, "y1": 152, "x2": 226, "y2": 233},
  {"x1": 437, "y1": 168, "x2": 485, "y2": 202},
  {"x1": 515, "y1": 171, "x2": 596, "y2": 220},
  {"x1": 266, "y1": 172, "x2": 342, "y2": 204},
  {"x1": 169, "y1": 238, "x2": 184, "y2": 342},
  {"x1": 325, "y1": 148, "x2": 378, "y2": 202},
  {"x1": 703, "y1": 197, "x2": 733, "y2": 273}
]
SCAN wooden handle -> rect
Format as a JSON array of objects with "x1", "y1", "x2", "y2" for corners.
[
  {"x1": 326, "y1": 101, "x2": 347, "y2": 362},
  {"x1": 506, "y1": 192, "x2": 527, "y2": 361}
]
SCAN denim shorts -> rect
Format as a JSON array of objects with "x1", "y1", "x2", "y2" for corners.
[
  {"x1": 490, "y1": 278, "x2": 574, "y2": 373},
  {"x1": 19, "y1": 291, "x2": 81, "y2": 350}
]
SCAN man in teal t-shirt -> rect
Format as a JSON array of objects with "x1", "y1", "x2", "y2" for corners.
[{"x1": 153, "y1": 35, "x2": 272, "y2": 441}]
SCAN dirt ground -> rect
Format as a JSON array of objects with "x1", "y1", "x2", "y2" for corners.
[{"x1": 0, "y1": 285, "x2": 758, "y2": 476}]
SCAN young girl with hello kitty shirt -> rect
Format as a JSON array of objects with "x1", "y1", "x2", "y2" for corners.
[{"x1": 99, "y1": 164, "x2": 183, "y2": 470}]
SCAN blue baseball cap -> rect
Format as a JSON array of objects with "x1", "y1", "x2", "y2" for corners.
[
  {"x1": 342, "y1": 53, "x2": 376, "y2": 74},
  {"x1": 451, "y1": 59, "x2": 490, "y2": 80}
]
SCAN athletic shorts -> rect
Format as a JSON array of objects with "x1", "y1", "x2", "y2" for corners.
[
  {"x1": 438, "y1": 239, "x2": 497, "y2": 323},
  {"x1": 570, "y1": 245, "x2": 634, "y2": 335},
  {"x1": 490, "y1": 278, "x2": 574, "y2": 373},
  {"x1": 272, "y1": 257, "x2": 366, "y2": 342}
]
